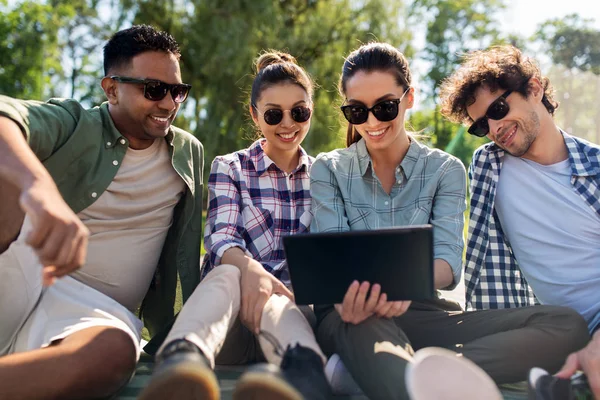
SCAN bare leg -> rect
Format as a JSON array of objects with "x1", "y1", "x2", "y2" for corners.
[
  {"x1": 0, "y1": 326, "x2": 136, "y2": 400},
  {"x1": 0, "y1": 177, "x2": 24, "y2": 254}
]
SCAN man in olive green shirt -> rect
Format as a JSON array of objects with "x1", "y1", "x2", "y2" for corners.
[{"x1": 0, "y1": 25, "x2": 203, "y2": 400}]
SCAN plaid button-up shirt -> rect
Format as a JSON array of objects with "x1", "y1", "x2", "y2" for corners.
[
  {"x1": 203, "y1": 139, "x2": 313, "y2": 287},
  {"x1": 465, "y1": 130, "x2": 600, "y2": 310}
]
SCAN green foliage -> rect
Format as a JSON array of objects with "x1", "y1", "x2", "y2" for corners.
[
  {"x1": 535, "y1": 14, "x2": 600, "y2": 75},
  {"x1": 118, "y1": 0, "x2": 413, "y2": 187},
  {"x1": 0, "y1": 1, "x2": 67, "y2": 98}
]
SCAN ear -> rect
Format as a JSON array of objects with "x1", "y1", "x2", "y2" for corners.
[
  {"x1": 527, "y1": 77, "x2": 544, "y2": 102},
  {"x1": 405, "y1": 87, "x2": 415, "y2": 110},
  {"x1": 249, "y1": 104, "x2": 259, "y2": 124},
  {"x1": 101, "y1": 77, "x2": 119, "y2": 105}
]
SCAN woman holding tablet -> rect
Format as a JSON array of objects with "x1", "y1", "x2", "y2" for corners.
[{"x1": 309, "y1": 42, "x2": 589, "y2": 400}]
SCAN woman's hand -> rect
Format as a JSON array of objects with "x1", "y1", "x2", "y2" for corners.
[
  {"x1": 239, "y1": 259, "x2": 294, "y2": 334},
  {"x1": 335, "y1": 281, "x2": 412, "y2": 325}
]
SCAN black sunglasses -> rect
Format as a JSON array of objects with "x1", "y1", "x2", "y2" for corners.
[
  {"x1": 341, "y1": 88, "x2": 410, "y2": 125},
  {"x1": 468, "y1": 90, "x2": 513, "y2": 137},
  {"x1": 254, "y1": 105, "x2": 312, "y2": 126},
  {"x1": 110, "y1": 76, "x2": 191, "y2": 103}
]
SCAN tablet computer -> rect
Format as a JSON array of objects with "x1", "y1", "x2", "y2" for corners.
[{"x1": 283, "y1": 225, "x2": 434, "y2": 305}]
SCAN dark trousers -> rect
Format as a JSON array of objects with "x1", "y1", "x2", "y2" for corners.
[{"x1": 316, "y1": 299, "x2": 590, "y2": 400}]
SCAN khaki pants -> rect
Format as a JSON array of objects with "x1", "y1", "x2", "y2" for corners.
[
  {"x1": 316, "y1": 298, "x2": 590, "y2": 400},
  {"x1": 161, "y1": 264, "x2": 325, "y2": 367}
]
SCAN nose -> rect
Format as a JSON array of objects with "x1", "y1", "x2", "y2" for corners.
[
  {"x1": 157, "y1": 91, "x2": 177, "y2": 112},
  {"x1": 487, "y1": 118, "x2": 503, "y2": 139},
  {"x1": 280, "y1": 110, "x2": 296, "y2": 127},
  {"x1": 364, "y1": 109, "x2": 380, "y2": 127}
]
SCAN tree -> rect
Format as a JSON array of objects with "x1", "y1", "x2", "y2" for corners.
[
  {"x1": 408, "y1": 0, "x2": 505, "y2": 153},
  {"x1": 0, "y1": 1, "x2": 67, "y2": 98},
  {"x1": 535, "y1": 14, "x2": 600, "y2": 143},
  {"x1": 119, "y1": 0, "x2": 414, "y2": 190}
]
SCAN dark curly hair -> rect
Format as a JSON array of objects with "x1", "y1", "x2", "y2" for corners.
[
  {"x1": 103, "y1": 25, "x2": 181, "y2": 76},
  {"x1": 439, "y1": 45, "x2": 558, "y2": 125}
]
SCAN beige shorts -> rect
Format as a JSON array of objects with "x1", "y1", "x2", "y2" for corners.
[{"x1": 0, "y1": 234, "x2": 143, "y2": 358}]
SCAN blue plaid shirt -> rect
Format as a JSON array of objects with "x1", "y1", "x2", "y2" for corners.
[
  {"x1": 203, "y1": 139, "x2": 313, "y2": 287},
  {"x1": 465, "y1": 130, "x2": 600, "y2": 310}
]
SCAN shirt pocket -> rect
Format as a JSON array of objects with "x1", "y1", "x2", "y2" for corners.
[
  {"x1": 240, "y1": 205, "x2": 275, "y2": 258},
  {"x1": 407, "y1": 200, "x2": 432, "y2": 226},
  {"x1": 346, "y1": 207, "x2": 376, "y2": 230}
]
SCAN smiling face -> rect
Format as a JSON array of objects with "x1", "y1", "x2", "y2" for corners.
[
  {"x1": 467, "y1": 85, "x2": 542, "y2": 157},
  {"x1": 344, "y1": 70, "x2": 413, "y2": 152},
  {"x1": 251, "y1": 82, "x2": 312, "y2": 158},
  {"x1": 102, "y1": 51, "x2": 183, "y2": 149}
]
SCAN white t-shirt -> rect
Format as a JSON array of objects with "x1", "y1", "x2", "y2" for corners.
[
  {"x1": 73, "y1": 138, "x2": 185, "y2": 311},
  {"x1": 496, "y1": 154, "x2": 600, "y2": 332}
]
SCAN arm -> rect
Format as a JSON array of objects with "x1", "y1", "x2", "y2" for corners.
[
  {"x1": 431, "y1": 158, "x2": 468, "y2": 290},
  {"x1": 0, "y1": 116, "x2": 88, "y2": 283},
  {"x1": 203, "y1": 158, "x2": 291, "y2": 334},
  {"x1": 556, "y1": 329, "x2": 600, "y2": 398},
  {"x1": 310, "y1": 156, "x2": 411, "y2": 324}
]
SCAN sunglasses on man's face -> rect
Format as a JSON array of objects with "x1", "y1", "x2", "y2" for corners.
[
  {"x1": 254, "y1": 105, "x2": 312, "y2": 126},
  {"x1": 468, "y1": 90, "x2": 513, "y2": 137},
  {"x1": 110, "y1": 76, "x2": 191, "y2": 103},
  {"x1": 340, "y1": 87, "x2": 410, "y2": 125}
]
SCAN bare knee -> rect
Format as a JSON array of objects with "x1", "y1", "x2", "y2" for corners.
[{"x1": 66, "y1": 328, "x2": 136, "y2": 398}]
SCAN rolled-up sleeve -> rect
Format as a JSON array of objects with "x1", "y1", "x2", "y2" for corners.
[
  {"x1": 203, "y1": 157, "x2": 250, "y2": 267},
  {"x1": 309, "y1": 155, "x2": 350, "y2": 233},
  {"x1": 431, "y1": 158, "x2": 467, "y2": 288}
]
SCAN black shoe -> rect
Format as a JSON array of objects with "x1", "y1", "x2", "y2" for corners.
[
  {"x1": 528, "y1": 367, "x2": 593, "y2": 400},
  {"x1": 233, "y1": 344, "x2": 331, "y2": 400},
  {"x1": 138, "y1": 339, "x2": 220, "y2": 400}
]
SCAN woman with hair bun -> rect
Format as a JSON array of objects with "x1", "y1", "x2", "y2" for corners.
[{"x1": 138, "y1": 51, "x2": 331, "y2": 400}]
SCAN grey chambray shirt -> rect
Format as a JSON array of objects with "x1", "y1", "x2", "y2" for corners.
[{"x1": 310, "y1": 137, "x2": 467, "y2": 288}]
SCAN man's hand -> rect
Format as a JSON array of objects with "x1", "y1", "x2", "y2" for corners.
[
  {"x1": 555, "y1": 330, "x2": 600, "y2": 398},
  {"x1": 20, "y1": 179, "x2": 89, "y2": 285},
  {"x1": 335, "y1": 281, "x2": 412, "y2": 325},
  {"x1": 239, "y1": 259, "x2": 293, "y2": 334}
]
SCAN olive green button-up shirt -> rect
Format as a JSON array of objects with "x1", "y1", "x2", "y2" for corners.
[{"x1": 0, "y1": 95, "x2": 204, "y2": 340}]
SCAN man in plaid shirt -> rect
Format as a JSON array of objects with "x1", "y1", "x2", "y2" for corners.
[{"x1": 440, "y1": 44, "x2": 600, "y2": 398}]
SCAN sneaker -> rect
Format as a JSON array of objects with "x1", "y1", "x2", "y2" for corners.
[
  {"x1": 233, "y1": 344, "x2": 331, "y2": 400},
  {"x1": 406, "y1": 347, "x2": 503, "y2": 400},
  {"x1": 528, "y1": 367, "x2": 593, "y2": 400},
  {"x1": 324, "y1": 353, "x2": 363, "y2": 396},
  {"x1": 138, "y1": 338, "x2": 220, "y2": 400}
]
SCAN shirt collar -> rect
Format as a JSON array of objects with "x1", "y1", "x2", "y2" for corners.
[
  {"x1": 486, "y1": 128, "x2": 600, "y2": 177},
  {"x1": 356, "y1": 136, "x2": 421, "y2": 179},
  {"x1": 250, "y1": 138, "x2": 311, "y2": 176}
]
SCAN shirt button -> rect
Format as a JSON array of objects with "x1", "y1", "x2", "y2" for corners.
[
  {"x1": 106, "y1": 141, "x2": 111, "y2": 146},
  {"x1": 119, "y1": 138, "x2": 126, "y2": 145},
  {"x1": 397, "y1": 180, "x2": 402, "y2": 184},
  {"x1": 384, "y1": 201, "x2": 389, "y2": 205},
  {"x1": 91, "y1": 192, "x2": 98, "y2": 198},
  {"x1": 113, "y1": 160, "x2": 119, "y2": 166}
]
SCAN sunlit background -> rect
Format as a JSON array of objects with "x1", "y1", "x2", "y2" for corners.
[{"x1": 1, "y1": 0, "x2": 599, "y2": 170}]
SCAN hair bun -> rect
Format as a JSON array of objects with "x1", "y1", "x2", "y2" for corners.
[{"x1": 255, "y1": 51, "x2": 297, "y2": 73}]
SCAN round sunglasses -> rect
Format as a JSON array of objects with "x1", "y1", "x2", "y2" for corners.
[
  {"x1": 341, "y1": 87, "x2": 410, "y2": 125},
  {"x1": 468, "y1": 90, "x2": 513, "y2": 137},
  {"x1": 254, "y1": 105, "x2": 312, "y2": 126},
  {"x1": 110, "y1": 76, "x2": 191, "y2": 103}
]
